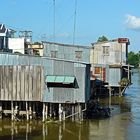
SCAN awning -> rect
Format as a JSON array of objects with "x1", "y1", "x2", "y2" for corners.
[{"x1": 45, "y1": 75, "x2": 78, "y2": 88}]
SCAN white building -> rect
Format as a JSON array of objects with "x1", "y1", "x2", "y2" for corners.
[{"x1": 8, "y1": 38, "x2": 25, "y2": 54}]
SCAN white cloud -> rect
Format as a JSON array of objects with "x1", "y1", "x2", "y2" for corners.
[{"x1": 125, "y1": 14, "x2": 140, "y2": 30}]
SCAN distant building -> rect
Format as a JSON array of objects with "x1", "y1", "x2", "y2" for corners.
[
  {"x1": 26, "y1": 42, "x2": 44, "y2": 56},
  {"x1": 0, "y1": 23, "x2": 12, "y2": 52},
  {"x1": 90, "y1": 38, "x2": 133, "y2": 95},
  {"x1": 90, "y1": 38, "x2": 130, "y2": 65},
  {"x1": 8, "y1": 38, "x2": 25, "y2": 54},
  {"x1": 43, "y1": 41, "x2": 90, "y2": 62}
]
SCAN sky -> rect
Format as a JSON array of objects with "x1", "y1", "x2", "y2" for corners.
[{"x1": 1, "y1": 0, "x2": 140, "y2": 52}]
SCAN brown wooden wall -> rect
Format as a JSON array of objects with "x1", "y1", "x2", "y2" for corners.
[{"x1": 0, "y1": 66, "x2": 44, "y2": 101}]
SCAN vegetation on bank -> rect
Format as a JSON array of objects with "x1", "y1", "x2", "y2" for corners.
[{"x1": 128, "y1": 51, "x2": 140, "y2": 68}]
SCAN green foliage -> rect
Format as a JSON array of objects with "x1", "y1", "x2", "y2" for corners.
[
  {"x1": 128, "y1": 51, "x2": 139, "y2": 68},
  {"x1": 97, "y1": 36, "x2": 108, "y2": 42},
  {"x1": 119, "y1": 78, "x2": 130, "y2": 87}
]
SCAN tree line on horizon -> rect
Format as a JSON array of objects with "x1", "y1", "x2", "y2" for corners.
[{"x1": 128, "y1": 51, "x2": 140, "y2": 68}]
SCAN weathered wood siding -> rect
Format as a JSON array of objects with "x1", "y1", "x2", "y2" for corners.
[{"x1": 0, "y1": 65, "x2": 43, "y2": 101}]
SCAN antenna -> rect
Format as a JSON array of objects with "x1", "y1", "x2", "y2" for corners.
[
  {"x1": 53, "y1": 0, "x2": 56, "y2": 43},
  {"x1": 19, "y1": 30, "x2": 32, "y2": 42},
  {"x1": 73, "y1": 0, "x2": 77, "y2": 46}
]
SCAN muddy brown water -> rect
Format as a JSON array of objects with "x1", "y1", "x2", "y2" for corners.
[{"x1": 0, "y1": 69, "x2": 140, "y2": 140}]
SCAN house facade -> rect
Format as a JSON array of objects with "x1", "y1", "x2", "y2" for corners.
[{"x1": 90, "y1": 38, "x2": 132, "y2": 95}]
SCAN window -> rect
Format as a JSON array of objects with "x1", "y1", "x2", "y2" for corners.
[
  {"x1": 51, "y1": 51, "x2": 57, "y2": 58},
  {"x1": 102, "y1": 46, "x2": 109, "y2": 55},
  {"x1": 75, "y1": 51, "x2": 82, "y2": 60}
]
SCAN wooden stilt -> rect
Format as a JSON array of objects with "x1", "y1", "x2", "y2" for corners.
[
  {"x1": 59, "y1": 103, "x2": 62, "y2": 122},
  {"x1": 29, "y1": 102, "x2": 32, "y2": 120},
  {"x1": 78, "y1": 103, "x2": 81, "y2": 121},
  {"x1": 45, "y1": 103, "x2": 48, "y2": 120},
  {"x1": 14, "y1": 102, "x2": 18, "y2": 119},
  {"x1": 108, "y1": 87, "x2": 112, "y2": 108},
  {"x1": 33, "y1": 102, "x2": 36, "y2": 119},
  {"x1": 72, "y1": 105, "x2": 75, "y2": 121},
  {"x1": 42, "y1": 102, "x2": 45, "y2": 122},
  {"x1": 11, "y1": 101, "x2": 14, "y2": 121},
  {"x1": 49, "y1": 103, "x2": 52, "y2": 118},
  {"x1": 26, "y1": 101, "x2": 29, "y2": 121},
  {"x1": 0, "y1": 102, "x2": 2, "y2": 119},
  {"x1": 119, "y1": 87, "x2": 122, "y2": 97},
  {"x1": 63, "y1": 110, "x2": 66, "y2": 121}
]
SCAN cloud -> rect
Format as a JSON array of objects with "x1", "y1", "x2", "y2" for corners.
[{"x1": 125, "y1": 14, "x2": 140, "y2": 31}]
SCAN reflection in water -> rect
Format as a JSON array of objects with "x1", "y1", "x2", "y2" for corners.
[{"x1": 0, "y1": 69, "x2": 140, "y2": 140}]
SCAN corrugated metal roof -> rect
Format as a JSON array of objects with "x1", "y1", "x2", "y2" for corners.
[{"x1": 46, "y1": 75, "x2": 75, "y2": 84}]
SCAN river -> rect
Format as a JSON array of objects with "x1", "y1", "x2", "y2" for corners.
[{"x1": 0, "y1": 69, "x2": 140, "y2": 140}]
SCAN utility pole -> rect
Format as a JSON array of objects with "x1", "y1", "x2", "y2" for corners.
[{"x1": 19, "y1": 30, "x2": 32, "y2": 42}]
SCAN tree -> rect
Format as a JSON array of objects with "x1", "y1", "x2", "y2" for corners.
[
  {"x1": 97, "y1": 36, "x2": 108, "y2": 42},
  {"x1": 128, "y1": 51, "x2": 139, "y2": 68}
]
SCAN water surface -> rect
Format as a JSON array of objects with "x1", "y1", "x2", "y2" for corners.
[{"x1": 0, "y1": 69, "x2": 140, "y2": 140}]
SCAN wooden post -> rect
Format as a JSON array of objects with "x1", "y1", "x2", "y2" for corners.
[
  {"x1": 45, "y1": 103, "x2": 48, "y2": 120},
  {"x1": 42, "y1": 102, "x2": 45, "y2": 122},
  {"x1": 29, "y1": 102, "x2": 32, "y2": 120},
  {"x1": 26, "y1": 101, "x2": 29, "y2": 121},
  {"x1": 14, "y1": 102, "x2": 18, "y2": 119},
  {"x1": 0, "y1": 102, "x2": 2, "y2": 119},
  {"x1": 128, "y1": 65, "x2": 130, "y2": 81},
  {"x1": 119, "y1": 87, "x2": 122, "y2": 97},
  {"x1": 78, "y1": 103, "x2": 81, "y2": 121},
  {"x1": 72, "y1": 105, "x2": 75, "y2": 121},
  {"x1": 49, "y1": 103, "x2": 52, "y2": 118},
  {"x1": 108, "y1": 86, "x2": 112, "y2": 108},
  {"x1": 63, "y1": 110, "x2": 66, "y2": 121},
  {"x1": 59, "y1": 103, "x2": 62, "y2": 122},
  {"x1": 33, "y1": 102, "x2": 36, "y2": 119},
  {"x1": 11, "y1": 101, "x2": 14, "y2": 121}
]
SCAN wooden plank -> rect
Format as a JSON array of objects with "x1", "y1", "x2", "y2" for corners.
[
  {"x1": 8, "y1": 66, "x2": 13, "y2": 100},
  {"x1": 32, "y1": 66, "x2": 37, "y2": 101},
  {"x1": 16, "y1": 66, "x2": 21, "y2": 101},
  {"x1": 20, "y1": 66, "x2": 25, "y2": 101},
  {"x1": 40, "y1": 66, "x2": 44, "y2": 102},
  {"x1": 4, "y1": 66, "x2": 9, "y2": 100},
  {"x1": 24, "y1": 66, "x2": 29, "y2": 101},
  {"x1": 1, "y1": 66, "x2": 5, "y2": 100},
  {"x1": 28, "y1": 66, "x2": 33, "y2": 101},
  {"x1": 13, "y1": 66, "x2": 17, "y2": 101},
  {"x1": 36, "y1": 66, "x2": 41, "y2": 101},
  {"x1": 0, "y1": 66, "x2": 2, "y2": 100}
]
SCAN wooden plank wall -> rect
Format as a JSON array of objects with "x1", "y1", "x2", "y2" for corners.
[{"x1": 0, "y1": 66, "x2": 44, "y2": 101}]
